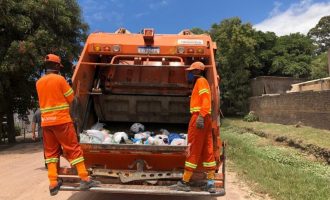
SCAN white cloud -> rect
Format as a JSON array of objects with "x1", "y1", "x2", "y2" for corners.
[
  {"x1": 254, "y1": 0, "x2": 330, "y2": 36},
  {"x1": 269, "y1": 1, "x2": 282, "y2": 17},
  {"x1": 80, "y1": 0, "x2": 124, "y2": 28},
  {"x1": 149, "y1": 0, "x2": 168, "y2": 10}
]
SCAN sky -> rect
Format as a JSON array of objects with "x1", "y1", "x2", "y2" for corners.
[{"x1": 78, "y1": 0, "x2": 330, "y2": 36}]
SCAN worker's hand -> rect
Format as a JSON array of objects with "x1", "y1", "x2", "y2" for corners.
[
  {"x1": 196, "y1": 115, "x2": 204, "y2": 129},
  {"x1": 32, "y1": 133, "x2": 36, "y2": 141}
]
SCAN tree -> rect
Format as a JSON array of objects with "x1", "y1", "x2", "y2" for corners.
[
  {"x1": 0, "y1": 0, "x2": 88, "y2": 143},
  {"x1": 253, "y1": 31, "x2": 277, "y2": 77},
  {"x1": 270, "y1": 33, "x2": 315, "y2": 78},
  {"x1": 190, "y1": 27, "x2": 208, "y2": 35},
  {"x1": 210, "y1": 18, "x2": 258, "y2": 114},
  {"x1": 310, "y1": 52, "x2": 329, "y2": 79},
  {"x1": 308, "y1": 15, "x2": 330, "y2": 54}
]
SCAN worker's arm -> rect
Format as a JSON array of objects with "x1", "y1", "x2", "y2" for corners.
[
  {"x1": 61, "y1": 77, "x2": 74, "y2": 104},
  {"x1": 198, "y1": 79, "x2": 211, "y2": 117}
]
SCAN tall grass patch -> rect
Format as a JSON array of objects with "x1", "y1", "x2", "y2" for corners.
[{"x1": 222, "y1": 122, "x2": 330, "y2": 200}]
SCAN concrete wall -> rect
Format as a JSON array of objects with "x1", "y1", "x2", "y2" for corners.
[
  {"x1": 250, "y1": 76, "x2": 306, "y2": 97},
  {"x1": 289, "y1": 77, "x2": 330, "y2": 92},
  {"x1": 249, "y1": 90, "x2": 330, "y2": 130}
]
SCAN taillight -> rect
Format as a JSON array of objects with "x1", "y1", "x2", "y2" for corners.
[
  {"x1": 94, "y1": 45, "x2": 101, "y2": 51},
  {"x1": 103, "y1": 46, "x2": 111, "y2": 51},
  {"x1": 112, "y1": 45, "x2": 121, "y2": 52},
  {"x1": 197, "y1": 48, "x2": 204, "y2": 54},
  {"x1": 177, "y1": 46, "x2": 185, "y2": 54},
  {"x1": 187, "y1": 48, "x2": 194, "y2": 53}
]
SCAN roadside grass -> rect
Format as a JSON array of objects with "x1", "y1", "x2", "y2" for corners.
[
  {"x1": 221, "y1": 120, "x2": 330, "y2": 200},
  {"x1": 227, "y1": 118, "x2": 330, "y2": 149}
]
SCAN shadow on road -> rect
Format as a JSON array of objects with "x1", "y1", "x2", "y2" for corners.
[
  {"x1": 0, "y1": 142, "x2": 43, "y2": 154},
  {"x1": 67, "y1": 192, "x2": 218, "y2": 200}
]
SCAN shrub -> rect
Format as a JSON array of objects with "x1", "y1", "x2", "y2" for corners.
[{"x1": 243, "y1": 111, "x2": 259, "y2": 122}]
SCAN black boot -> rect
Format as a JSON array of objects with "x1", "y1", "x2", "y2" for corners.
[
  {"x1": 80, "y1": 179, "x2": 101, "y2": 190},
  {"x1": 169, "y1": 180, "x2": 191, "y2": 192},
  {"x1": 49, "y1": 179, "x2": 63, "y2": 196}
]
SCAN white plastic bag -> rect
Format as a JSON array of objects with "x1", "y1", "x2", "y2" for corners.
[
  {"x1": 130, "y1": 123, "x2": 145, "y2": 133},
  {"x1": 113, "y1": 132, "x2": 128, "y2": 144}
]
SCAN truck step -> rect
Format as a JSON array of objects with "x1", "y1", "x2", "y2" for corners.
[{"x1": 60, "y1": 184, "x2": 225, "y2": 196}]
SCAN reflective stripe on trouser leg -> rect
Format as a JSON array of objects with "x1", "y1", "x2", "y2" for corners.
[
  {"x1": 185, "y1": 161, "x2": 197, "y2": 169},
  {"x1": 45, "y1": 157, "x2": 59, "y2": 164},
  {"x1": 202, "y1": 161, "x2": 216, "y2": 167},
  {"x1": 70, "y1": 156, "x2": 84, "y2": 166}
]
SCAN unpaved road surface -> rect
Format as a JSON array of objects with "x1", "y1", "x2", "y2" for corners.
[{"x1": 0, "y1": 140, "x2": 268, "y2": 200}]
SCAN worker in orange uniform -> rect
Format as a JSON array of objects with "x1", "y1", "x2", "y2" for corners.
[
  {"x1": 170, "y1": 61, "x2": 216, "y2": 193},
  {"x1": 36, "y1": 54, "x2": 100, "y2": 196}
]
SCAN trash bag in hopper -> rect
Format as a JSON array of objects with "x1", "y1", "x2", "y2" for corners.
[
  {"x1": 159, "y1": 129, "x2": 170, "y2": 136},
  {"x1": 90, "y1": 122, "x2": 105, "y2": 130},
  {"x1": 80, "y1": 134, "x2": 91, "y2": 143},
  {"x1": 113, "y1": 132, "x2": 128, "y2": 144},
  {"x1": 134, "y1": 131, "x2": 151, "y2": 140},
  {"x1": 130, "y1": 123, "x2": 145, "y2": 134},
  {"x1": 170, "y1": 138, "x2": 186, "y2": 146},
  {"x1": 86, "y1": 130, "x2": 105, "y2": 143},
  {"x1": 154, "y1": 134, "x2": 169, "y2": 145}
]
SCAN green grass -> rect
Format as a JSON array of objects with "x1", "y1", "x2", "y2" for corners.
[
  {"x1": 227, "y1": 118, "x2": 330, "y2": 150},
  {"x1": 221, "y1": 120, "x2": 330, "y2": 200}
]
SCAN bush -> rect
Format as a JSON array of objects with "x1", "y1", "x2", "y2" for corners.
[{"x1": 243, "y1": 111, "x2": 259, "y2": 122}]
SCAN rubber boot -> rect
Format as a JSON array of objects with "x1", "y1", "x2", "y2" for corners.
[
  {"x1": 75, "y1": 161, "x2": 101, "y2": 190},
  {"x1": 206, "y1": 180, "x2": 216, "y2": 193},
  {"x1": 169, "y1": 180, "x2": 191, "y2": 192},
  {"x1": 48, "y1": 162, "x2": 61, "y2": 196}
]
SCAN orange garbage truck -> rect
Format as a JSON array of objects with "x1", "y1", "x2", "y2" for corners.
[{"x1": 59, "y1": 28, "x2": 225, "y2": 196}]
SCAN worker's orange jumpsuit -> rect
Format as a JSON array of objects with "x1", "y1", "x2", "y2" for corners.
[
  {"x1": 36, "y1": 73, "x2": 84, "y2": 166},
  {"x1": 185, "y1": 77, "x2": 216, "y2": 171}
]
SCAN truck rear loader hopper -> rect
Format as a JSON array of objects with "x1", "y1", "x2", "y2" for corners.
[{"x1": 59, "y1": 28, "x2": 226, "y2": 196}]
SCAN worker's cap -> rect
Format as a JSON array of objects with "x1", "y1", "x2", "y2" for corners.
[
  {"x1": 185, "y1": 61, "x2": 205, "y2": 71},
  {"x1": 44, "y1": 54, "x2": 63, "y2": 67}
]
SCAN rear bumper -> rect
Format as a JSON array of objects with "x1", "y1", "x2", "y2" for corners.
[{"x1": 60, "y1": 184, "x2": 225, "y2": 196}]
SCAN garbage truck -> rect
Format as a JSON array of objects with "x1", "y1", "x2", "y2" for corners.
[{"x1": 59, "y1": 28, "x2": 225, "y2": 196}]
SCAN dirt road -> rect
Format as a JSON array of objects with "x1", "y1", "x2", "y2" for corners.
[{"x1": 0, "y1": 140, "x2": 267, "y2": 200}]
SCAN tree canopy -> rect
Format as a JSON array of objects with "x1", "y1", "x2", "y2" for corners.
[
  {"x1": 210, "y1": 18, "x2": 257, "y2": 114},
  {"x1": 195, "y1": 17, "x2": 321, "y2": 115},
  {"x1": 0, "y1": 0, "x2": 88, "y2": 143},
  {"x1": 308, "y1": 15, "x2": 330, "y2": 54}
]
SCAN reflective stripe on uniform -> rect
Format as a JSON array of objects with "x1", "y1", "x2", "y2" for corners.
[
  {"x1": 190, "y1": 107, "x2": 211, "y2": 114},
  {"x1": 45, "y1": 158, "x2": 59, "y2": 163},
  {"x1": 199, "y1": 89, "x2": 209, "y2": 95},
  {"x1": 70, "y1": 157, "x2": 84, "y2": 165},
  {"x1": 64, "y1": 88, "x2": 73, "y2": 97},
  {"x1": 203, "y1": 161, "x2": 216, "y2": 167},
  {"x1": 40, "y1": 104, "x2": 70, "y2": 114},
  {"x1": 185, "y1": 161, "x2": 197, "y2": 169},
  {"x1": 190, "y1": 107, "x2": 201, "y2": 112}
]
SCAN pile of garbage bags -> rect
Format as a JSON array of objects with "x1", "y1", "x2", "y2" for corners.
[{"x1": 80, "y1": 123, "x2": 187, "y2": 146}]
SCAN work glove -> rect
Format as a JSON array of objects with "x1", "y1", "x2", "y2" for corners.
[{"x1": 196, "y1": 115, "x2": 204, "y2": 129}]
